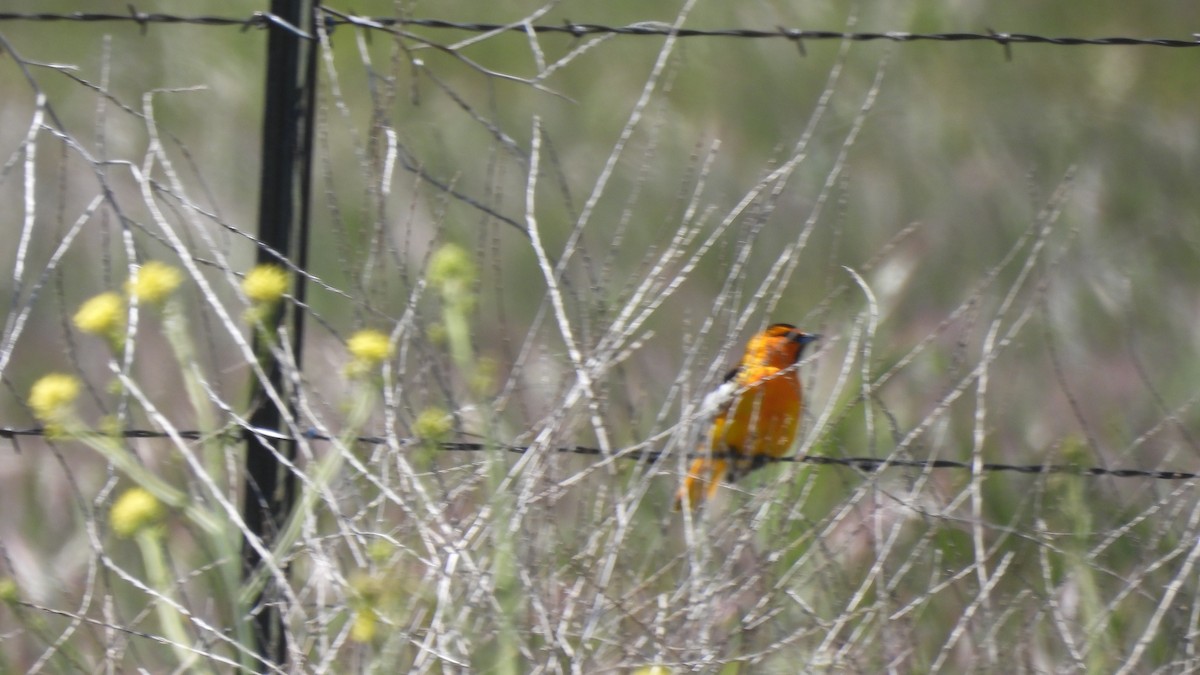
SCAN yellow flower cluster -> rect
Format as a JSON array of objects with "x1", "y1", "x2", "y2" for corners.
[
  {"x1": 28, "y1": 373, "x2": 81, "y2": 424},
  {"x1": 347, "y1": 329, "x2": 392, "y2": 364},
  {"x1": 73, "y1": 261, "x2": 186, "y2": 349},
  {"x1": 345, "y1": 329, "x2": 393, "y2": 378},
  {"x1": 243, "y1": 264, "x2": 289, "y2": 304},
  {"x1": 414, "y1": 407, "x2": 452, "y2": 443},
  {"x1": 348, "y1": 573, "x2": 385, "y2": 643},
  {"x1": 109, "y1": 487, "x2": 165, "y2": 538},
  {"x1": 428, "y1": 243, "x2": 476, "y2": 291},
  {"x1": 126, "y1": 261, "x2": 183, "y2": 305},
  {"x1": 73, "y1": 291, "x2": 124, "y2": 337}
]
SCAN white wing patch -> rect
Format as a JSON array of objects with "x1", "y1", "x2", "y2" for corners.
[{"x1": 699, "y1": 377, "x2": 739, "y2": 419}]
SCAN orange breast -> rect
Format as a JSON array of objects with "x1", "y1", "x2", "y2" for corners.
[{"x1": 710, "y1": 366, "x2": 803, "y2": 459}]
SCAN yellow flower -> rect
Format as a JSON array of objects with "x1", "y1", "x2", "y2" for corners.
[
  {"x1": 414, "y1": 407, "x2": 452, "y2": 443},
  {"x1": 428, "y1": 243, "x2": 476, "y2": 298},
  {"x1": 126, "y1": 261, "x2": 183, "y2": 304},
  {"x1": 73, "y1": 291, "x2": 125, "y2": 337},
  {"x1": 413, "y1": 407, "x2": 452, "y2": 469},
  {"x1": 28, "y1": 373, "x2": 81, "y2": 423},
  {"x1": 243, "y1": 264, "x2": 289, "y2": 304},
  {"x1": 110, "y1": 487, "x2": 165, "y2": 538},
  {"x1": 347, "y1": 329, "x2": 393, "y2": 365},
  {"x1": 348, "y1": 573, "x2": 384, "y2": 642},
  {"x1": 349, "y1": 608, "x2": 378, "y2": 643}
]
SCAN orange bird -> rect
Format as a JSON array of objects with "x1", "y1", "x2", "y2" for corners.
[{"x1": 674, "y1": 324, "x2": 820, "y2": 511}]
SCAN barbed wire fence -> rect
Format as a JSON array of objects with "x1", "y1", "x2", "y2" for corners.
[
  {"x1": 2, "y1": 2, "x2": 1199, "y2": 672},
  {"x1": 5, "y1": 426, "x2": 1200, "y2": 481}
]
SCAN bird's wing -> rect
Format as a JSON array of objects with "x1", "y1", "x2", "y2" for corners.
[{"x1": 699, "y1": 367, "x2": 741, "y2": 419}]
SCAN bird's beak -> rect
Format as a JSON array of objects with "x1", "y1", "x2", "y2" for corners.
[{"x1": 795, "y1": 333, "x2": 821, "y2": 345}]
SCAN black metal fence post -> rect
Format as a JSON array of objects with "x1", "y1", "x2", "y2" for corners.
[{"x1": 243, "y1": 0, "x2": 316, "y2": 666}]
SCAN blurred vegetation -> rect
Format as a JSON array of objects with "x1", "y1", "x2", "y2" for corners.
[{"x1": 2, "y1": 0, "x2": 1200, "y2": 671}]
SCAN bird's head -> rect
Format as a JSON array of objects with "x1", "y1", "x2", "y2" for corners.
[{"x1": 762, "y1": 323, "x2": 821, "y2": 364}]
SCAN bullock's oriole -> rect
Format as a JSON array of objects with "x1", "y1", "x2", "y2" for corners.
[{"x1": 674, "y1": 324, "x2": 820, "y2": 511}]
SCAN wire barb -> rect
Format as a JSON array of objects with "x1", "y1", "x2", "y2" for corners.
[
  {"x1": 778, "y1": 25, "x2": 807, "y2": 56},
  {"x1": 987, "y1": 27, "x2": 1014, "y2": 61},
  {"x1": 126, "y1": 4, "x2": 148, "y2": 36}
]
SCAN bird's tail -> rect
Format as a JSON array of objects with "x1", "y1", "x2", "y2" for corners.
[{"x1": 673, "y1": 457, "x2": 728, "y2": 511}]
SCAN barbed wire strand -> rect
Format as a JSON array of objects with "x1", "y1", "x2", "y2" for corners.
[
  {"x1": 2, "y1": 426, "x2": 1194, "y2": 481},
  {"x1": 1, "y1": 11, "x2": 1199, "y2": 49}
]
